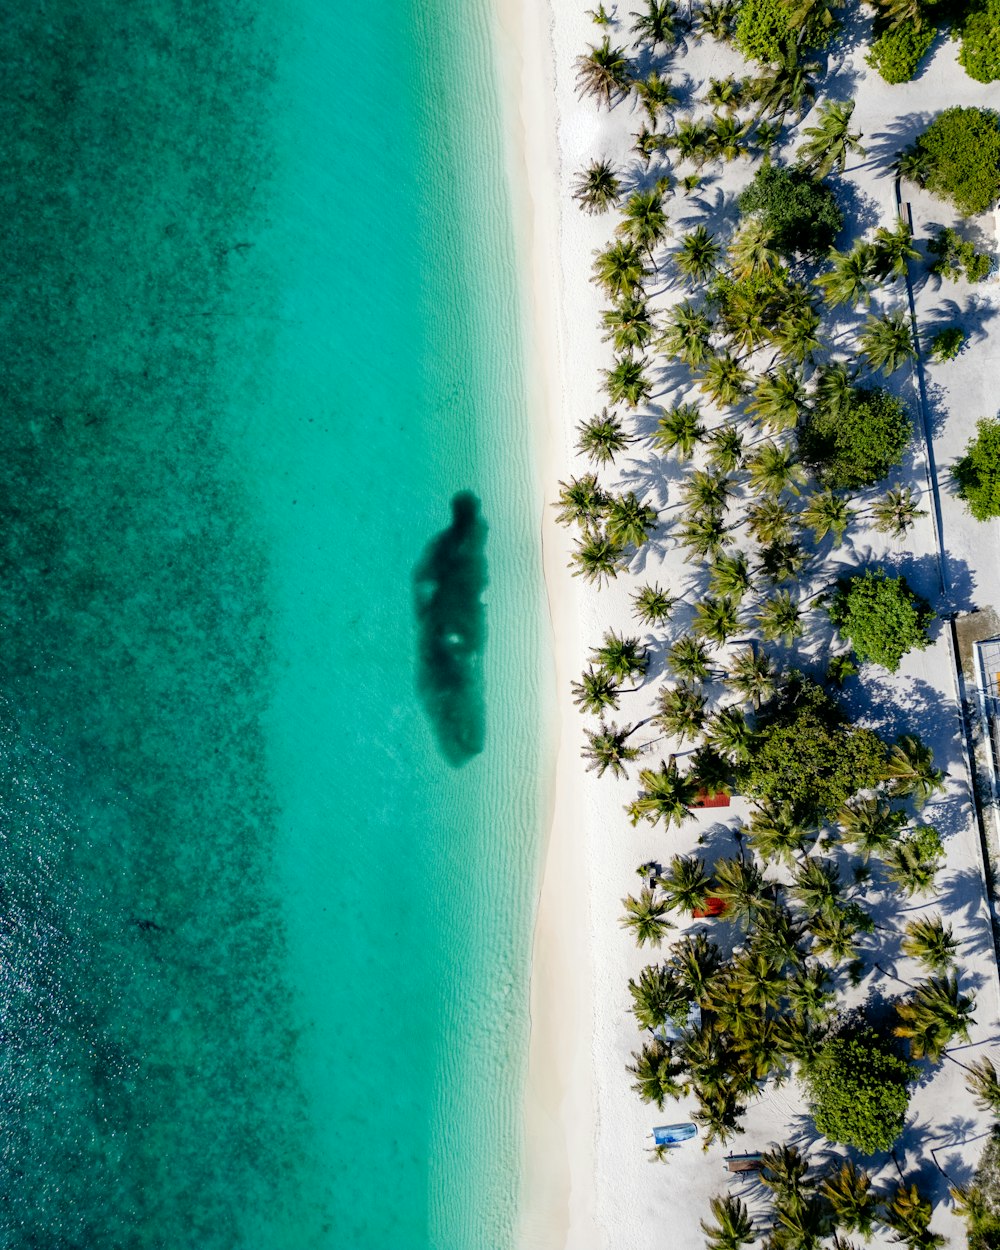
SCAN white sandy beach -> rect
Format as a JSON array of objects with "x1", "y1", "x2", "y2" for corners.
[{"x1": 494, "y1": 2, "x2": 1000, "y2": 1247}]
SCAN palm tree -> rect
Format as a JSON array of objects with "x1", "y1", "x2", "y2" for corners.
[
  {"x1": 571, "y1": 664, "x2": 621, "y2": 715},
  {"x1": 635, "y1": 69, "x2": 678, "y2": 122},
  {"x1": 592, "y1": 239, "x2": 647, "y2": 299},
  {"x1": 883, "y1": 1184, "x2": 945, "y2": 1250},
  {"x1": 872, "y1": 485, "x2": 926, "y2": 538},
  {"x1": 813, "y1": 361, "x2": 854, "y2": 418},
  {"x1": 671, "y1": 117, "x2": 713, "y2": 167},
  {"x1": 809, "y1": 909, "x2": 860, "y2": 964},
  {"x1": 592, "y1": 629, "x2": 648, "y2": 683},
  {"x1": 677, "y1": 511, "x2": 732, "y2": 561},
  {"x1": 576, "y1": 408, "x2": 632, "y2": 465},
  {"x1": 731, "y1": 948, "x2": 786, "y2": 1011},
  {"x1": 748, "y1": 442, "x2": 807, "y2": 497},
  {"x1": 582, "y1": 720, "x2": 641, "y2": 778},
  {"x1": 570, "y1": 529, "x2": 625, "y2": 585},
  {"x1": 601, "y1": 293, "x2": 656, "y2": 353},
  {"x1": 774, "y1": 306, "x2": 822, "y2": 366},
  {"x1": 707, "y1": 114, "x2": 751, "y2": 163},
  {"x1": 661, "y1": 302, "x2": 713, "y2": 368},
  {"x1": 872, "y1": 219, "x2": 921, "y2": 280},
  {"x1": 554, "y1": 474, "x2": 606, "y2": 527},
  {"x1": 575, "y1": 37, "x2": 632, "y2": 107},
  {"x1": 857, "y1": 310, "x2": 916, "y2": 375},
  {"x1": 756, "y1": 590, "x2": 803, "y2": 644},
  {"x1": 690, "y1": 745, "x2": 734, "y2": 799},
  {"x1": 619, "y1": 188, "x2": 669, "y2": 256},
  {"x1": 653, "y1": 402, "x2": 705, "y2": 459},
  {"x1": 800, "y1": 490, "x2": 852, "y2": 546},
  {"x1": 761, "y1": 1144, "x2": 813, "y2": 1216},
  {"x1": 632, "y1": 582, "x2": 675, "y2": 626},
  {"x1": 965, "y1": 1055, "x2": 1000, "y2": 1114},
  {"x1": 746, "y1": 497, "x2": 796, "y2": 545},
  {"x1": 701, "y1": 1195, "x2": 755, "y2": 1250},
  {"x1": 672, "y1": 932, "x2": 726, "y2": 1001},
  {"x1": 747, "y1": 366, "x2": 806, "y2": 433},
  {"x1": 759, "y1": 538, "x2": 808, "y2": 589},
  {"x1": 631, "y1": 0, "x2": 678, "y2": 46},
  {"x1": 706, "y1": 426, "x2": 745, "y2": 473},
  {"x1": 620, "y1": 888, "x2": 675, "y2": 947},
  {"x1": 660, "y1": 853, "x2": 713, "y2": 914},
  {"x1": 655, "y1": 683, "x2": 707, "y2": 741},
  {"x1": 747, "y1": 801, "x2": 813, "y2": 865},
  {"x1": 814, "y1": 243, "x2": 879, "y2": 308},
  {"x1": 772, "y1": 1194, "x2": 831, "y2": 1250},
  {"x1": 693, "y1": 595, "x2": 742, "y2": 647},
  {"x1": 885, "y1": 833, "x2": 943, "y2": 897},
  {"x1": 667, "y1": 634, "x2": 714, "y2": 682},
  {"x1": 606, "y1": 491, "x2": 658, "y2": 547},
  {"x1": 796, "y1": 99, "x2": 865, "y2": 177},
  {"x1": 628, "y1": 963, "x2": 688, "y2": 1030},
  {"x1": 627, "y1": 1037, "x2": 686, "y2": 1107},
  {"x1": 882, "y1": 735, "x2": 945, "y2": 807},
  {"x1": 726, "y1": 646, "x2": 776, "y2": 708},
  {"x1": 627, "y1": 757, "x2": 700, "y2": 827},
  {"x1": 902, "y1": 914, "x2": 958, "y2": 973},
  {"x1": 681, "y1": 468, "x2": 734, "y2": 514},
  {"x1": 836, "y1": 797, "x2": 906, "y2": 861},
  {"x1": 713, "y1": 856, "x2": 773, "y2": 925},
  {"x1": 820, "y1": 1161, "x2": 877, "y2": 1239},
  {"x1": 675, "y1": 224, "x2": 720, "y2": 285},
  {"x1": 704, "y1": 705, "x2": 753, "y2": 762},
  {"x1": 894, "y1": 974, "x2": 976, "y2": 1061},
  {"x1": 699, "y1": 353, "x2": 750, "y2": 407},
  {"x1": 785, "y1": 961, "x2": 835, "y2": 1026},
  {"x1": 709, "y1": 551, "x2": 753, "y2": 602},
  {"x1": 751, "y1": 50, "x2": 820, "y2": 122},
  {"x1": 791, "y1": 857, "x2": 842, "y2": 920},
  {"x1": 728, "y1": 219, "x2": 779, "y2": 281},
  {"x1": 693, "y1": 1084, "x2": 748, "y2": 1150},
  {"x1": 895, "y1": 142, "x2": 933, "y2": 188},
  {"x1": 699, "y1": 0, "x2": 739, "y2": 39},
  {"x1": 604, "y1": 354, "x2": 652, "y2": 407},
  {"x1": 706, "y1": 76, "x2": 743, "y2": 113},
  {"x1": 572, "y1": 158, "x2": 622, "y2": 214}
]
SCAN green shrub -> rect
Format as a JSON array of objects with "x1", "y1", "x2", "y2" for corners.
[
  {"x1": 867, "y1": 19, "x2": 936, "y2": 83},
  {"x1": 955, "y1": 417, "x2": 1000, "y2": 520},
  {"x1": 734, "y1": 0, "x2": 793, "y2": 61},
  {"x1": 915, "y1": 106, "x2": 1000, "y2": 216},
  {"x1": 929, "y1": 327, "x2": 966, "y2": 361},
  {"x1": 960, "y1": 0, "x2": 1000, "y2": 82},
  {"x1": 829, "y1": 568, "x2": 934, "y2": 672},
  {"x1": 928, "y1": 225, "x2": 995, "y2": 282},
  {"x1": 799, "y1": 387, "x2": 911, "y2": 489},
  {"x1": 804, "y1": 1032, "x2": 915, "y2": 1154},
  {"x1": 738, "y1": 163, "x2": 843, "y2": 257}
]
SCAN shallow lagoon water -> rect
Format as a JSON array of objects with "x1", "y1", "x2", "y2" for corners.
[{"x1": 0, "y1": 1, "x2": 550, "y2": 1246}]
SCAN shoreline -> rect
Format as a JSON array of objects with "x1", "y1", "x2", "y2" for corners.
[{"x1": 491, "y1": 2, "x2": 600, "y2": 1247}]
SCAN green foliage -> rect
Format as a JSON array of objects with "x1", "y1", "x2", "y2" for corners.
[
  {"x1": 734, "y1": 0, "x2": 793, "y2": 61},
  {"x1": 927, "y1": 226, "x2": 994, "y2": 282},
  {"x1": 799, "y1": 387, "x2": 911, "y2": 489},
  {"x1": 955, "y1": 418, "x2": 1000, "y2": 520},
  {"x1": 738, "y1": 163, "x2": 843, "y2": 258},
  {"x1": 866, "y1": 19, "x2": 936, "y2": 83},
  {"x1": 737, "y1": 677, "x2": 888, "y2": 818},
  {"x1": 803, "y1": 1032, "x2": 915, "y2": 1154},
  {"x1": 915, "y1": 107, "x2": 1000, "y2": 216},
  {"x1": 960, "y1": 0, "x2": 1000, "y2": 83},
  {"x1": 956, "y1": 1129, "x2": 1000, "y2": 1250},
  {"x1": 929, "y1": 327, "x2": 966, "y2": 361},
  {"x1": 828, "y1": 568, "x2": 934, "y2": 672}
]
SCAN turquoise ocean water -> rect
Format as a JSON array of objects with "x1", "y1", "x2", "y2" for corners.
[{"x1": 0, "y1": 1, "x2": 550, "y2": 1246}]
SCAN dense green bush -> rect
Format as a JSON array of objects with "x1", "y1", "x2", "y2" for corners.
[
  {"x1": 738, "y1": 163, "x2": 843, "y2": 257},
  {"x1": 738, "y1": 677, "x2": 887, "y2": 818},
  {"x1": 955, "y1": 417, "x2": 1000, "y2": 519},
  {"x1": 829, "y1": 569, "x2": 934, "y2": 672},
  {"x1": 734, "y1": 0, "x2": 793, "y2": 61},
  {"x1": 928, "y1": 226, "x2": 994, "y2": 282},
  {"x1": 914, "y1": 107, "x2": 1000, "y2": 216},
  {"x1": 929, "y1": 326, "x2": 967, "y2": 361},
  {"x1": 804, "y1": 1032, "x2": 915, "y2": 1154},
  {"x1": 799, "y1": 388, "x2": 911, "y2": 489},
  {"x1": 957, "y1": 1130, "x2": 1000, "y2": 1250},
  {"x1": 960, "y1": 0, "x2": 1000, "y2": 82},
  {"x1": 867, "y1": 19, "x2": 936, "y2": 83}
]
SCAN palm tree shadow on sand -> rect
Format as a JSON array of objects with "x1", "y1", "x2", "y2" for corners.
[{"x1": 412, "y1": 491, "x2": 488, "y2": 766}]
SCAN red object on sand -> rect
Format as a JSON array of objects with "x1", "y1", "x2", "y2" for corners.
[
  {"x1": 692, "y1": 896, "x2": 729, "y2": 918},
  {"x1": 692, "y1": 790, "x2": 731, "y2": 808}
]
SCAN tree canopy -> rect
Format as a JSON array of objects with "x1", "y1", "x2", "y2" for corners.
[
  {"x1": 955, "y1": 417, "x2": 1000, "y2": 520},
  {"x1": 799, "y1": 387, "x2": 911, "y2": 489},
  {"x1": 804, "y1": 1032, "x2": 915, "y2": 1154},
  {"x1": 960, "y1": 0, "x2": 1000, "y2": 84},
  {"x1": 737, "y1": 677, "x2": 887, "y2": 818},
  {"x1": 913, "y1": 107, "x2": 1000, "y2": 216},
  {"x1": 828, "y1": 568, "x2": 934, "y2": 671},
  {"x1": 738, "y1": 163, "x2": 843, "y2": 257}
]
